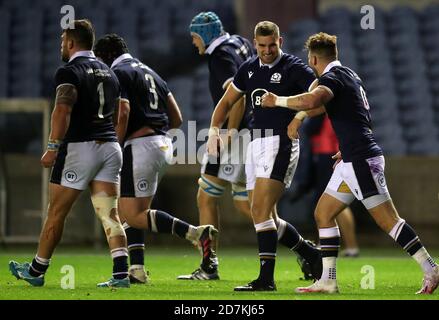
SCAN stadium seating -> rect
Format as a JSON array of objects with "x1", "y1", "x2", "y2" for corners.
[
  {"x1": 0, "y1": 1, "x2": 438, "y2": 155},
  {"x1": 286, "y1": 4, "x2": 439, "y2": 155}
]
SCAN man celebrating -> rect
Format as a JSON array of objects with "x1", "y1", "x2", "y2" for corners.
[
  {"x1": 206, "y1": 21, "x2": 322, "y2": 291},
  {"x1": 261, "y1": 32, "x2": 439, "y2": 294}
]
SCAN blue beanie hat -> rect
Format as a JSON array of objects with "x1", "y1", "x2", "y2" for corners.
[{"x1": 189, "y1": 11, "x2": 223, "y2": 47}]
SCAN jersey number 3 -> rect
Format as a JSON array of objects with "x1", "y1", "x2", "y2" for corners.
[{"x1": 145, "y1": 74, "x2": 158, "y2": 110}]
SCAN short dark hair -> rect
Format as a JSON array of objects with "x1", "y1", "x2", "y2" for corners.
[
  {"x1": 254, "y1": 21, "x2": 280, "y2": 38},
  {"x1": 64, "y1": 19, "x2": 95, "y2": 50},
  {"x1": 305, "y1": 32, "x2": 338, "y2": 60},
  {"x1": 94, "y1": 33, "x2": 129, "y2": 63}
]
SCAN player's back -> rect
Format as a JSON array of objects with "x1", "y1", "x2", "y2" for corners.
[
  {"x1": 208, "y1": 34, "x2": 254, "y2": 103},
  {"x1": 319, "y1": 64, "x2": 382, "y2": 161},
  {"x1": 112, "y1": 57, "x2": 170, "y2": 138},
  {"x1": 56, "y1": 55, "x2": 119, "y2": 143}
]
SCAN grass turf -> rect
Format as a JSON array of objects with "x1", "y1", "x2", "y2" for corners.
[{"x1": 0, "y1": 247, "x2": 438, "y2": 300}]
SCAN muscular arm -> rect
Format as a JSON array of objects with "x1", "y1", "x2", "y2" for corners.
[
  {"x1": 210, "y1": 84, "x2": 243, "y2": 129},
  {"x1": 41, "y1": 84, "x2": 75, "y2": 167},
  {"x1": 207, "y1": 84, "x2": 243, "y2": 155},
  {"x1": 115, "y1": 99, "x2": 130, "y2": 143},
  {"x1": 50, "y1": 84, "x2": 77, "y2": 141},
  {"x1": 262, "y1": 86, "x2": 333, "y2": 111},
  {"x1": 166, "y1": 93, "x2": 183, "y2": 129},
  {"x1": 225, "y1": 81, "x2": 245, "y2": 131}
]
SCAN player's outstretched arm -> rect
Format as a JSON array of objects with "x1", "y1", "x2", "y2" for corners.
[{"x1": 261, "y1": 86, "x2": 333, "y2": 111}]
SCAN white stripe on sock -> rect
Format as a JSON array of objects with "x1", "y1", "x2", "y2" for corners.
[
  {"x1": 254, "y1": 219, "x2": 277, "y2": 232},
  {"x1": 149, "y1": 209, "x2": 158, "y2": 232},
  {"x1": 35, "y1": 255, "x2": 50, "y2": 265},
  {"x1": 388, "y1": 219, "x2": 405, "y2": 240},
  {"x1": 275, "y1": 218, "x2": 287, "y2": 240},
  {"x1": 319, "y1": 227, "x2": 340, "y2": 238},
  {"x1": 111, "y1": 248, "x2": 129, "y2": 259}
]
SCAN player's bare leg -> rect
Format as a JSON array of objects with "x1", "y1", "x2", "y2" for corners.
[
  {"x1": 90, "y1": 180, "x2": 130, "y2": 288},
  {"x1": 337, "y1": 207, "x2": 359, "y2": 257},
  {"x1": 9, "y1": 183, "x2": 81, "y2": 286},
  {"x1": 37, "y1": 184, "x2": 82, "y2": 259},
  {"x1": 197, "y1": 174, "x2": 228, "y2": 248},
  {"x1": 368, "y1": 199, "x2": 439, "y2": 294}
]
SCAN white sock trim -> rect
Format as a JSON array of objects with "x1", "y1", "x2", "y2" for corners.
[
  {"x1": 35, "y1": 255, "x2": 51, "y2": 265},
  {"x1": 275, "y1": 218, "x2": 287, "y2": 240},
  {"x1": 111, "y1": 247, "x2": 129, "y2": 259},
  {"x1": 254, "y1": 219, "x2": 277, "y2": 232},
  {"x1": 319, "y1": 227, "x2": 340, "y2": 238},
  {"x1": 388, "y1": 218, "x2": 405, "y2": 240},
  {"x1": 148, "y1": 209, "x2": 158, "y2": 233},
  {"x1": 185, "y1": 225, "x2": 197, "y2": 240}
]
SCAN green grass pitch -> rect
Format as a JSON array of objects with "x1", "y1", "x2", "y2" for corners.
[{"x1": 0, "y1": 247, "x2": 438, "y2": 300}]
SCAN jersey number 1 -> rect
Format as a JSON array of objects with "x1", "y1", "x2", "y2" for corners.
[{"x1": 97, "y1": 82, "x2": 105, "y2": 118}]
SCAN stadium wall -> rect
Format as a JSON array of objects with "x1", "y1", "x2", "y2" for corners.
[{"x1": 1, "y1": 154, "x2": 438, "y2": 248}]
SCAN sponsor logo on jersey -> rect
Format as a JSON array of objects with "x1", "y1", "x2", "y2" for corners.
[
  {"x1": 248, "y1": 71, "x2": 254, "y2": 79},
  {"x1": 137, "y1": 179, "x2": 149, "y2": 192},
  {"x1": 270, "y1": 73, "x2": 282, "y2": 83},
  {"x1": 65, "y1": 170, "x2": 78, "y2": 183},
  {"x1": 377, "y1": 173, "x2": 386, "y2": 187},
  {"x1": 223, "y1": 164, "x2": 234, "y2": 175}
]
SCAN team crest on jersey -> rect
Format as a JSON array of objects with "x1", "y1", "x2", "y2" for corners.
[{"x1": 270, "y1": 73, "x2": 282, "y2": 83}]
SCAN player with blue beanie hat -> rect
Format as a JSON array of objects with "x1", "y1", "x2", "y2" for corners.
[{"x1": 189, "y1": 11, "x2": 224, "y2": 49}]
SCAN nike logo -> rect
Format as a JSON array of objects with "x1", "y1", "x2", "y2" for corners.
[{"x1": 248, "y1": 71, "x2": 254, "y2": 78}]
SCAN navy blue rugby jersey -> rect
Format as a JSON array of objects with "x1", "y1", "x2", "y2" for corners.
[
  {"x1": 208, "y1": 34, "x2": 255, "y2": 130},
  {"x1": 232, "y1": 52, "x2": 315, "y2": 136},
  {"x1": 318, "y1": 62, "x2": 383, "y2": 162},
  {"x1": 112, "y1": 55, "x2": 170, "y2": 138},
  {"x1": 54, "y1": 53, "x2": 120, "y2": 143}
]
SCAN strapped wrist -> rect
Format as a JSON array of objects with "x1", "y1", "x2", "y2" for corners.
[
  {"x1": 276, "y1": 96, "x2": 288, "y2": 108},
  {"x1": 294, "y1": 111, "x2": 308, "y2": 121},
  {"x1": 208, "y1": 127, "x2": 220, "y2": 138},
  {"x1": 47, "y1": 139, "x2": 61, "y2": 151}
]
